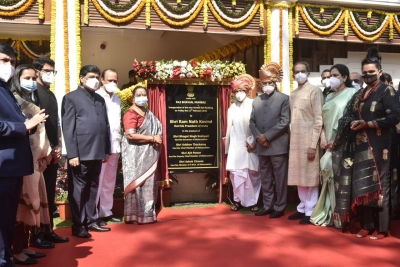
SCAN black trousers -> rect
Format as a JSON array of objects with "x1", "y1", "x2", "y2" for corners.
[
  {"x1": 13, "y1": 223, "x2": 29, "y2": 254},
  {"x1": 0, "y1": 176, "x2": 23, "y2": 265},
  {"x1": 43, "y1": 162, "x2": 58, "y2": 229},
  {"x1": 68, "y1": 160, "x2": 102, "y2": 230}
]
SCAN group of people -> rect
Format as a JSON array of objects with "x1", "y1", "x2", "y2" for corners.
[
  {"x1": 0, "y1": 43, "x2": 162, "y2": 267},
  {"x1": 226, "y1": 47, "x2": 400, "y2": 240}
]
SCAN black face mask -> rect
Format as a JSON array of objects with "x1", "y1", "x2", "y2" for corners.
[{"x1": 362, "y1": 73, "x2": 379, "y2": 85}]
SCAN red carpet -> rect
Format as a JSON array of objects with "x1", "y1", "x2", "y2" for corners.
[{"x1": 35, "y1": 205, "x2": 400, "y2": 267}]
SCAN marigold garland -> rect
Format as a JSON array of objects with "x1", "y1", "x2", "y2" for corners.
[
  {"x1": 265, "y1": 5, "x2": 271, "y2": 62},
  {"x1": 344, "y1": 9, "x2": 349, "y2": 38},
  {"x1": 49, "y1": 0, "x2": 56, "y2": 92},
  {"x1": 63, "y1": 0, "x2": 70, "y2": 94},
  {"x1": 349, "y1": 13, "x2": 389, "y2": 42},
  {"x1": 20, "y1": 41, "x2": 50, "y2": 58},
  {"x1": 394, "y1": 15, "x2": 400, "y2": 34},
  {"x1": 92, "y1": 0, "x2": 145, "y2": 23},
  {"x1": 295, "y1": 5, "x2": 299, "y2": 36},
  {"x1": 145, "y1": 0, "x2": 151, "y2": 28},
  {"x1": 288, "y1": 7, "x2": 294, "y2": 92},
  {"x1": 203, "y1": 0, "x2": 208, "y2": 28},
  {"x1": 352, "y1": 12, "x2": 386, "y2": 32},
  {"x1": 259, "y1": 0, "x2": 263, "y2": 31},
  {"x1": 214, "y1": 0, "x2": 253, "y2": 19},
  {"x1": 299, "y1": 5, "x2": 345, "y2": 36},
  {"x1": 160, "y1": 0, "x2": 197, "y2": 14},
  {"x1": 0, "y1": 0, "x2": 28, "y2": 11},
  {"x1": 152, "y1": 0, "x2": 203, "y2": 27},
  {"x1": 389, "y1": 15, "x2": 394, "y2": 41},
  {"x1": 304, "y1": 6, "x2": 341, "y2": 27},
  {"x1": 207, "y1": 0, "x2": 260, "y2": 29},
  {"x1": 17, "y1": 41, "x2": 35, "y2": 60},
  {"x1": 0, "y1": 0, "x2": 34, "y2": 16},
  {"x1": 279, "y1": 7, "x2": 283, "y2": 71},
  {"x1": 38, "y1": 0, "x2": 44, "y2": 20},
  {"x1": 76, "y1": 0, "x2": 82, "y2": 83},
  {"x1": 84, "y1": 0, "x2": 89, "y2": 25}
]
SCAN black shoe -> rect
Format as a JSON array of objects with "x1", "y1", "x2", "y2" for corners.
[
  {"x1": 72, "y1": 227, "x2": 92, "y2": 238},
  {"x1": 288, "y1": 211, "x2": 305, "y2": 220},
  {"x1": 98, "y1": 219, "x2": 107, "y2": 226},
  {"x1": 108, "y1": 217, "x2": 122, "y2": 223},
  {"x1": 13, "y1": 257, "x2": 38, "y2": 265},
  {"x1": 269, "y1": 210, "x2": 284, "y2": 218},
  {"x1": 44, "y1": 232, "x2": 69, "y2": 243},
  {"x1": 29, "y1": 237, "x2": 55, "y2": 249},
  {"x1": 88, "y1": 223, "x2": 111, "y2": 232},
  {"x1": 24, "y1": 252, "x2": 46, "y2": 259},
  {"x1": 299, "y1": 216, "x2": 311, "y2": 224},
  {"x1": 255, "y1": 209, "x2": 274, "y2": 216}
]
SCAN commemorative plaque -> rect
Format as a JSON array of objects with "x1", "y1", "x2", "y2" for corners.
[{"x1": 166, "y1": 84, "x2": 219, "y2": 171}]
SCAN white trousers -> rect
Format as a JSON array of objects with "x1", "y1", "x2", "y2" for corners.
[
  {"x1": 230, "y1": 169, "x2": 261, "y2": 207},
  {"x1": 297, "y1": 186, "x2": 319, "y2": 216},
  {"x1": 96, "y1": 153, "x2": 119, "y2": 218}
]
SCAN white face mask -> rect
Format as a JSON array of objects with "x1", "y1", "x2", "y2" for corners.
[
  {"x1": 295, "y1": 72, "x2": 308, "y2": 85},
  {"x1": 329, "y1": 77, "x2": 342, "y2": 91},
  {"x1": 322, "y1": 79, "x2": 330, "y2": 88},
  {"x1": 0, "y1": 64, "x2": 15, "y2": 83},
  {"x1": 235, "y1": 91, "x2": 246, "y2": 102},
  {"x1": 20, "y1": 79, "x2": 37, "y2": 92},
  {"x1": 85, "y1": 78, "x2": 99, "y2": 91},
  {"x1": 41, "y1": 72, "x2": 54, "y2": 85},
  {"x1": 104, "y1": 82, "x2": 118, "y2": 93},
  {"x1": 135, "y1": 96, "x2": 148, "y2": 107},
  {"x1": 262, "y1": 85, "x2": 275, "y2": 95},
  {"x1": 352, "y1": 81, "x2": 361, "y2": 90}
]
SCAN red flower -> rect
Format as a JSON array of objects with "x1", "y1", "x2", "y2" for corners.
[
  {"x1": 138, "y1": 61, "x2": 143, "y2": 66},
  {"x1": 190, "y1": 60, "x2": 197, "y2": 68},
  {"x1": 152, "y1": 61, "x2": 156, "y2": 66},
  {"x1": 133, "y1": 61, "x2": 138, "y2": 67},
  {"x1": 171, "y1": 66, "x2": 181, "y2": 80},
  {"x1": 146, "y1": 61, "x2": 151, "y2": 67}
]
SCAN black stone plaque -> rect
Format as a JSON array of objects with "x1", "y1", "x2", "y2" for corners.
[{"x1": 166, "y1": 84, "x2": 219, "y2": 171}]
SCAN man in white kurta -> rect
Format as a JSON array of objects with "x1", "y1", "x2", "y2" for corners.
[
  {"x1": 288, "y1": 62, "x2": 324, "y2": 224},
  {"x1": 226, "y1": 74, "x2": 261, "y2": 211},
  {"x1": 96, "y1": 69, "x2": 122, "y2": 223}
]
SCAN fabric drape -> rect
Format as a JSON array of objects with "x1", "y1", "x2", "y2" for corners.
[{"x1": 218, "y1": 85, "x2": 232, "y2": 187}]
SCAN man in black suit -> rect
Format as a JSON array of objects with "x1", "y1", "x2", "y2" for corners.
[
  {"x1": 30, "y1": 57, "x2": 69, "y2": 247},
  {"x1": 0, "y1": 44, "x2": 47, "y2": 267},
  {"x1": 61, "y1": 65, "x2": 111, "y2": 238}
]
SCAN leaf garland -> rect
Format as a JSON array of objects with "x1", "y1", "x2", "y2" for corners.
[
  {"x1": 102, "y1": 0, "x2": 140, "y2": 10},
  {"x1": 353, "y1": 12, "x2": 385, "y2": 32},
  {"x1": 0, "y1": 0, "x2": 23, "y2": 5},
  {"x1": 215, "y1": 0, "x2": 253, "y2": 18},
  {"x1": 160, "y1": 0, "x2": 198, "y2": 14},
  {"x1": 305, "y1": 6, "x2": 341, "y2": 26}
]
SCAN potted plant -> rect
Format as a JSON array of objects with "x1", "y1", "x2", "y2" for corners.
[
  {"x1": 55, "y1": 165, "x2": 72, "y2": 220},
  {"x1": 204, "y1": 171, "x2": 229, "y2": 203},
  {"x1": 162, "y1": 173, "x2": 179, "y2": 207}
]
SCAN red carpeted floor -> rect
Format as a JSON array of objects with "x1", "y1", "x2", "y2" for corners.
[{"x1": 35, "y1": 204, "x2": 400, "y2": 267}]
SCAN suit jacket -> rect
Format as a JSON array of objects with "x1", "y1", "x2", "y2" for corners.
[
  {"x1": 225, "y1": 97, "x2": 255, "y2": 154},
  {"x1": 37, "y1": 83, "x2": 58, "y2": 148},
  {"x1": 0, "y1": 81, "x2": 34, "y2": 177},
  {"x1": 250, "y1": 90, "x2": 290, "y2": 156},
  {"x1": 61, "y1": 86, "x2": 111, "y2": 161}
]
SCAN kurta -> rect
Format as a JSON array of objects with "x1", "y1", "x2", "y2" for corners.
[{"x1": 288, "y1": 81, "x2": 324, "y2": 186}]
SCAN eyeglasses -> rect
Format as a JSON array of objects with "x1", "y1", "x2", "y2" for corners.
[{"x1": 41, "y1": 69, "x2": 57, "y2": 76}]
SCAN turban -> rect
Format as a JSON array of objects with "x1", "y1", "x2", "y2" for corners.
[
  {"x1": 231, "y1": 74, "x2": 256, "y2": 92},
  {"x1": 259, "y1": 62, "x2": 283, "y2": 83}
]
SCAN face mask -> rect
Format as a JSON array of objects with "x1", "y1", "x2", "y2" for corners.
[
  {"x1": 362, "y1": 73, "x2": 379, "y2": 86},
  {"x1": 322, "y1": 79, "x2": 330, "y2": 88},
  {"x1": 20, "y1": 79, "x2": 37, "y2": 92},
  {"x1": 262, "y1": 85, "x2": 275, "y2": 95},
  {"x1": 41, "y1": 72, "x2": 54, "y2": 85},
  {"x1": 329, "y1": 77, "x2": 342, "y2": 91},
  {"x1": 0, "y1": 64, "x2": 15, "y2": 82},
  {"x1": 135, "y1": 96, "x2": 148, "y2": 107},
  {"x1": 235, "y1": 91, "x2": 246, "y2": 102},
  {"x1": 352, "y1": 81, "x2": 361, "y2": 90},
  {"x1": 295, "y1": 72, "x2": 308, "y2": 85},
  {"x1": 104, "y1": 82, "x2": 118, "y2": 93},
  {"x1": 85, "y1": 78, "x2": 99, "y2": 90}
]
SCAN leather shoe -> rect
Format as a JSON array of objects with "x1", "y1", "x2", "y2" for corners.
[
  {"x1": 269, "y1": 210, "x2": 284, "y2": 218},
  {"x1": 288, "y1": 211, "x2": 305, "y2": 220},
  {"x1": 44, "y1": 232, "x2": 69, "y2": 243},
  {"x1": 72, "y1": 227, "x2": 92, "y2": 238},
  {"x1": 98, "y1": 219, "x2": 107, "y2": 226},
  {"x1": 24, "y1": 252, "x2": 46, "y2": 259},
  {"x1": 29, "y1": 237, "x2": 54, "y2": 249},
  {"x1": 13, "y1": 257, "x2": 38, "y2": 265},
  {"x1": 88, "y1": 223, "x2": 111, "y2": 232},
  {"x1": 108, "y1": 217, "x2": 122, "y2": 223},
  {"x1": 255, "y1": 209, "x2": 274, "y2": 216},
  {"x1": 299, "y1": 216, "x2": 311, "y2": 224}
]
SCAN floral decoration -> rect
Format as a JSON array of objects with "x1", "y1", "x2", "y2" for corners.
[
  {"x1": 63, "y1": 0, "x2": 70, "y2": 94},
  {"x1": 50, "y1": 0, "x2": 56, "y2": 92},
  {"x1": 288, "y1": 6, "x2": 294, "y2": 92},
  {"x1": 145, "y1": 0, "x2": 151, "y2": 28},
  {"x1": 38, "y1": 0, "x2": 44, "y2": 21},
  {"x1": 152, "y1": 0, "x2": 203, "y2": 27},
  {"x1": 76, "y1": 0, "x2": 82, "y2": 82},
  {"x1": 84, "y1": 0, "x2": 89, "y2": 25},
  {"x1": 92, "y1": 0, "x2": 145, "y2": 23},
  {"x1": 0, "y1": 0, "x2": 34, "y2": 16},
  {"x1": 279, "y1": 7, "x2": 283, "y2": 69}
]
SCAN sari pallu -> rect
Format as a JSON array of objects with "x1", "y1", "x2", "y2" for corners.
[
  {"x1": 334, "y1": 83, "x2": 400, "y2": 232},
  {"x1": 122, "y1": 110, "x2": 162, "y2": 224}
]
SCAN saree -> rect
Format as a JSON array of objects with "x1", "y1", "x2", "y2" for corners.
[
  {"x1": 333, "y1": 83, "x2": 400, "y2": 232},
  {"x1": 14, "y1": 95, "x2": 52, "y2": 228},
  {"x1": 122, "y1": 109, "x2": 162, "y2": 224},
  {"x1": 311, "y1": 88, "x2": 357, "y2": 226}
]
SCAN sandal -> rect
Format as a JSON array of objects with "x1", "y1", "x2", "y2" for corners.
[
  {"x1": 370, "y1": 231, "x2": 388, "y2": 240},
  {"x1": 250, "y1": 205, "x2": 259, "y2": 212},
  {"x1": 230, "y1": 202, "x2": 242, "y2": 211},
  {"x1": 356, "y1": 229, "x2": 374, "y2": 238}
]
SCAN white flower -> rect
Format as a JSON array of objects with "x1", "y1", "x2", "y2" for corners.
[
  {"x1": 180, "y1": 60, "x2": 188, "y2": 68},
  {"x1": 173, "y1": 60, "x2": 180, "y2": 67},
  {"x1": 180, "y1": 73, "x2": 186, "y2": 78},
  {"x1": 187, "y1": 72, "x2": 193, "y2": 78},
  {"x1": 156, "y1": 62, "x2": 161, "y2": 67},
  {"x1": 186, "y1": 65, "x2": 193, "y2": 72}
]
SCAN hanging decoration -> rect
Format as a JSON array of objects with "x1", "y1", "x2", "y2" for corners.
[
  {"x1": 84, "y1": 0, "x2": 89, "y2": 25},
  {"x1": 92, "y1": 0, "x2": 145, "y2": 23},
  {"x1": 38, "y1": 0, "x2": 44, "y2": 21},
  {"x1": 0, "y1": 0, "x2": 34, "y2": 16},
  {"x1": 152, "y1": 0, "x2": 203, "y2": 27},
  {"x1": 279, "y1": 7, "x2": 283, "y2": 70},
  {"x1": 203, "y1": 0, "x2": 208, "y2": 31},
  {"x1": 145, "y1": 0, "x2": 151, "y2": 29},
  {"x1": 265, "y1": 5, "x2": 271, "y2": 63},
  {"x1": 288, "y1": 6, "x2": 293, "y2": 92},
  {"x1": 76, "y1": 0, "x2": 82, "y2": 82},
  {"x1": 259, "y1": 0, "x2": 263, "y2": 33},
  {"x1": 63, "y1": 0, "x2": 70, "y2": 94},
  {"x1": 210, "y1": 0, "x2": 256, "y2": 23},
  {"x1": 50, "y1": 0, "x2": 56, "y2": 92}
]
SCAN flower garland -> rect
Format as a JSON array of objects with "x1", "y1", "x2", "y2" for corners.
[
  {"x1": 210, "y1": 0, "x2": 256, "y2": 23},
  {"x1": 302, "y1": 6, "x2": 343, "y2": 30},
  {"x1": 20, "y1": 41, "x2": 50, "y2": 59},
  {"x1": 389, "y1": 15, "x2": 394, "y2": 41},
  {"x1": 279, "y1": 7, "x2": 283, "y2": 70},
  {"x1": 0, "y1": 0, "x2": 27, "y2": 11},
  {"x1": 288, "y1": 7, "x2": 293, "y2": 92},
  {"x1": 394, "y1": 15, "x2": 400, "y2": 34},
  {"x1": 0, "y1": 37, "x2": 49, "y2": 41},
  {"x1": 101, "y1": 0, "x2": 139, "y2": 10},
  {"x1": 207, "y1": 0, "x2": 260, "y2": 29},
  {"x1": 84, "y1": 0, "x2": 89, "y2": 25},
  {"x1": 0, "y1": 0, "x2": 33, "y2": 16},
  {"x1": 203, "y1": 0, "x2": 208, "y2": 30},
  {"x1": 259, "y1": 0, "x2": 263, "y2": 33},
  {"x1": 76, "y1": 0, "x2": 82, "y2": 82},
  {"x1": 265, "y1": 5, "x2": 271, "y2": 62},
  {"x1": 38, "y1": 0, "x2": 44, "y2": 20},
  {"x1": 154, "y1": 0, "x2": 202, "y2": 20},
  {"x1": 295, "y1": 5, "x2": 299, "y2": 37},
  {"x1": 145, "y1": 0, "x2": 151, "y2": 28},
  {"x1": 94, "y1": 0, "x2": 143, "y2": 17},
  {"x1": 350, "y1": 12, "x2": 388, "y2": 36},
  {"x1": 152, "y1": 0, "x2": 203, "y2": 27},
  {"x1": 348, "y1": 12, "x2": 389, "y2": 41},
  {"x1": 160, "y1": 0, "x2": 197, "y2": 14},
  {"x1": 63, "y1": 0, "x2": 70, "y2": 94},
  {"x1": 49, "y1": 0, "x2": 56, "y2": 93},
  {"x1": 0, "y1": 0, "x2": 25, "y2": 6},
  {"x1": 214, "y1": 0, "x2": 253, "y2": 18},
  {"x1": 303, "y1": 6, "x2": 342, "y2": 27},
  {"x1": 344, "y1": 9, "x2": 349, "y2": 39},
  {"x1": 299, "y1": 5, "x2": 345, "y2": 35}
]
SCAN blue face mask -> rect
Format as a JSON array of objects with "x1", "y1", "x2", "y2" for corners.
[{"x1": 20, "y1": 79, "x2": 37, "y2": 92}]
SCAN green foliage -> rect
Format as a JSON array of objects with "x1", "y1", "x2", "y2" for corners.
[
  {"x1": 161, "y1": 0, "x2": 198, "y2": 14},
  {"x1": 204, "y1": 171, "x2": 219, "y2": 193},
  {"x1": 103, "y1": 0, "x2": 140, "y2": 10},
  {"x1": 216, "y1": 0, "x2": 253, "y2": 18},
  {"x1": 353, "y1": 12, "x2": 386, "y2": 32},
  {"x1": 0, "y1": 0, "x2": 22, "y2": 6},
  {"x1": 113, "y1": 186, "x2": 124, "y2": 198},
  {"x1": 55, "y1": 192, "x2": 68, "y2": 202},
  {"x1": 305, "y1": 7, "x2": 341, "y2": 26}
]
